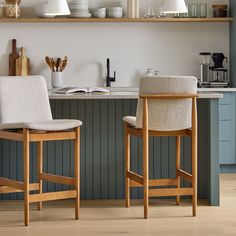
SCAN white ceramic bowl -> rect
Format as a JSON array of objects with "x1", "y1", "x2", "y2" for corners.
[
  {"x1": 35, "y1": 3, "x2": 56, "y2": 18},
  {"x1": 93, "y1": 10, "x2": 106, "y2": 18},
  {"x1": 93, "y1": 7, "x2": 106, "y2": 12},
  {"x1": 108, "y1": 7, "x2": 123, "y2": 12},
  {"x1": 108, "y1": 11, "x2": 123, "y2": 18}
]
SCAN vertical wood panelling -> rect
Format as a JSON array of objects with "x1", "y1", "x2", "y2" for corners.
[
  {"x1": 9, "y1": 141, "x2": 17, "y2": 199},
  {"x1": 115, "y1": 100, "x2": 124, "y2": 199},
  {"x1": 69, "y1": 100, "x2": 78, "y2": 186},
  {"x1": 169, "y1": 137, "x2": 176, "y2": 179},
  {"x1": 55, "y1": 100, "x2": 63, "y2": 191},
  {"x1": 0, "y1": 99, "x2": 211, "y2": 201},
  {"x1": 85, "y1": 100, "x2": 93, "y2": 199},
  {"x1": 93, "y1": 100, "x2": 101, "y2": 199},
  {"x1": 100, "y1": 100, "x2": 109, "y2": 199},
  {"x1": 108, "y1": 100, "x2": 116, "y2": 199},
  {"x1": 77, "y1": 100, "x2": 86, "y2": 199},
  {"x1": 62, "y1": 100, "x2": 71, "y2": 191},
  {"x1": 48, "y1": 100, "x2": 55, "y2": 192},
  {"x1": 162, "y1": 138, "x2": 169, "y2": 179}
]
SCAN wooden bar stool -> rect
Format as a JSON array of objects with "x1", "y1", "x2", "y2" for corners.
[
  {"x1": 123, "y1": 76, "x2": 198, "y2": 219},
  {"x1": 0, "y1": 76, "x2": 82, "y2": 226}
]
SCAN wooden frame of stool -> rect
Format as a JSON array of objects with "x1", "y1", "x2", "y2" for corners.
[
  {"x1": 0, "y1": 127, "x2": 80, "y2": 226},
  {"x1": 124, "y1": 93, "x2": 198, "y2": 219}
]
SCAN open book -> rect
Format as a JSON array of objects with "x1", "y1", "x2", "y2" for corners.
[{"x1": 55, "y1": 87, "x2": 110, "y2": 94}]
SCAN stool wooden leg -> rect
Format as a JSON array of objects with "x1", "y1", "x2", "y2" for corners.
[
  {"x1": 192, "y1": 98, "x2": 198, "y2": 217},
  {"x1": 143, "y1": 98, "x2": 149, "y2": 219},
  {"x1": 37, "y1": 141, "x2": 43, "y2": 211},
  {"x1": 176, "y1": 136, "x2": 181, "y2": 205},
  {"x1": 125, "y1": 123, "x2": 131, "y2": 208},
  {"x1": 74, "y1": 127, "x2": 80, "y2": 220},
  {"x1": 192, "y1": 132, "x2": 197, "y2": 216},
  {"x1": 23, "y1": 129, "x2": 30, "y2": 226}
]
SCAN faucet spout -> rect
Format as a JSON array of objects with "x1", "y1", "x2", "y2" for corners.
[{"x1": 106, "y1": 58, "x2": 116, "y2": 87}]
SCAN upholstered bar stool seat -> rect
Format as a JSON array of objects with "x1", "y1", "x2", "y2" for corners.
[
  {"x1": 123, "y1": 76, "x2": 198, "y2": 219},
  {"x1": 0, "y1": 76, "x2": 82, "y2": 226},
  {"x1": 0, "y1": 119, "x2": 82, "y2": 131},
  {"x1": 123, "y1": 116, "x2": 136, "y2": 127}
]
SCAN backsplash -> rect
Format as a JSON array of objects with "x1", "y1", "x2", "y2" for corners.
[{"x1": 0, "y1": 0, "x2": 229, "y2": 87}]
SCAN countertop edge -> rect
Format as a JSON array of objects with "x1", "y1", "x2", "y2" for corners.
[{"x1": 48, "y1": 92, "x2": 223, "y2": 99}]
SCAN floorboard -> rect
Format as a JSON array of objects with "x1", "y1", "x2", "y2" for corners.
[{"x1": 0, "y1": 174, "x2": 235, "y2": 235}]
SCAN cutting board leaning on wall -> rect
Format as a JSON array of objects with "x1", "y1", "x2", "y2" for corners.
[
  {"x1": 8, "y1": 39, "x2": 19, "y2": 76},
  {"x1": 16, "y1": 47, "x2": 30, "y2": 76}
]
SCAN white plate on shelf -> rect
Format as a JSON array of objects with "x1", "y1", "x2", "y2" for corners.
[{"x1": 69, "y1": 13, "x2": 92, "y2": 18}]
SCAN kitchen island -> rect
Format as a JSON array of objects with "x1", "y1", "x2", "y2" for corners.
[{"x1": 0, "y1": 91, "x2": 222, "y2": 206}]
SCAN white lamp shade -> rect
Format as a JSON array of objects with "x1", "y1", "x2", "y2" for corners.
[
  {"x1": 162, "y1": 0, "x2": 188, "y2": 14},
  {"x1": 46, "y1": 0, "x2": 71, "y2": 16}
]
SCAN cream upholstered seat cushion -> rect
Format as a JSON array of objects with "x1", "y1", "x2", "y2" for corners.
[
  {"x1": 0, "y1": 120, "x2": 82, "y2": 131},
  {"x1": 123, "y1": 76, "x2": 197, "y2": 131},
  {"x1": 0, "y1": 76, "x2": 82, "y2": 131},
  {"x1": 123, "y1": 116, "x2": 136, "y2": 127}
]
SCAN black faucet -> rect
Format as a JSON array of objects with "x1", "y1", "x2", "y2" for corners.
[{"x1": 106, "y1": 58, "x2": 116, "y2": 87}]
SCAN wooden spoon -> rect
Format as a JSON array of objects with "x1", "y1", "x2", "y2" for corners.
[
  {"x1": 60, "y1": 56, "x2": 68, "y2": 71},
  {"x1": 50, "y1": 58, "x2": 55, "y2": 72},
  {"x1": 56, "y1": 58, "x2": 61, "y2": 72},
  {"x1": 45, "y1": 56, "x2": 53, "y2": 71}
]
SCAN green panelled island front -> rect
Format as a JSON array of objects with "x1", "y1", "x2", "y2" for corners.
[{"x1": 0, "y1": 99, "x2": 219, "y2": 205}]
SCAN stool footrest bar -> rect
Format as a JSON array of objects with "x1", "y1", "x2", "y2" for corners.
[
  {"x1": 126, "y1": 171, "x2": 144, "y2": 185},
  {"x1": 0, "y1": 183, "x2": 39, "y2": 194},
  {"x1": 130, "y1": 178, "x2": 178, "y2": 187},
  {"x1": 40, "y1": 173, "x2": 75, "y2": 186},
  {"x1": 177, "y1": 169, "x2": 192, "y2": 183},
  {"x1": 29, "y1": 190, "x2": 77, "y2": 203},
  {"x1": 149, "y1": 188, "x2": 194, "y2": 197}
]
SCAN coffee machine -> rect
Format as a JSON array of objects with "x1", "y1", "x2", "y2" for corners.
[{"x1": 198, "y1": 52, "x2": 229, "y2": 87}]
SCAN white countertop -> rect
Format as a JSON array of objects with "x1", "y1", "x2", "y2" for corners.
[
  {"x1": 198, "y1": 88, "x2": 236, "y2": 92},
  {"x1": 49, "y1": 90, "x2": 223, "y2": 100}
]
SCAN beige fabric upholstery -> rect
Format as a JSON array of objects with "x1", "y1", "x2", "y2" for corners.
[
  {"x1": 0, "y1": 120, "x2": 82, "y2": 131},
  {"x1": 123, "y1": 76, "x2": 197, "y2": 131},
  {"x1": 123, "y1": 116, "x2": 136, "y2": 127},
  {"x1": 0, "y1": 76, "x2": 82, "y2": 131}
]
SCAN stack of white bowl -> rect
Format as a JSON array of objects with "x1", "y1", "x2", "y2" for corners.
[
  {"x1": 108, "y1": 7, "x2": 123, "y2": 18},
  {"x1": 68, "y1": 0, "x2": 91, "y2": 18}
]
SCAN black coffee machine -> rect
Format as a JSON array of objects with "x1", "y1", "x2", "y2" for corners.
[
  {"x1": 198, "y1": 52, "x2": 229, "y2": 87},
  {"x1": 209, "y1": 53, "x2": 229, "y2": 87}
]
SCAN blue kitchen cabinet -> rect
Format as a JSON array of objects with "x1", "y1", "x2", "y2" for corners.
[{"x1": 219, "y1": 93, "x2": 236, "y2": 165}]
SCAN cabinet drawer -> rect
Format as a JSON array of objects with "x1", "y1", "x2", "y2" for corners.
[
  {"x1": 219, "y1": 121, "x2": 231, "y2": 141},
  {"x1": 219, "y1": 93, "x2": 231, "y2": 105},
  {"x1": 219, "y1": 105, "x2": 231, "y2": 121}
]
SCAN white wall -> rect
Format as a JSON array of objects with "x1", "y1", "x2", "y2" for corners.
[{"x1": 0, "y1": 0, "x2": 229, "y2": 87}]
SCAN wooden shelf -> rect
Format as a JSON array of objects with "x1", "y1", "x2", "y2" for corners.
[{"x1": 0, "y1": 17, "x2": 233, "y2": 23}]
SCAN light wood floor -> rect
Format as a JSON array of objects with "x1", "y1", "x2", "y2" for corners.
[{"x1": 0, "y1": 174, "x2": 235, "y2": 235}]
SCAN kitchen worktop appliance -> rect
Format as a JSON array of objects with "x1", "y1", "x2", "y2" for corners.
[{"x1": 198, "y1": 52, "x2": 229, "y2": 88}]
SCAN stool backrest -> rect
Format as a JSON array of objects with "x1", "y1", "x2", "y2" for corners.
[
  {"x1": 0, "y1": 76, "x2": 52, "y2": 125},
  {"x1": 136, "y1": 76, "x2": 197, "y2": 131}
]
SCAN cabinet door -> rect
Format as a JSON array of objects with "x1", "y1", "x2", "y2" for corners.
[{"x1": 219, "y1": 93, "x2": 236, "y2": 164}]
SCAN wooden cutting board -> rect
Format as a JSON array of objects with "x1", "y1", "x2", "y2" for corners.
[
  {"x1": 9, "y1": 39, "x2": 19, "y2": 76},
  {"x1": 16, "y1": 47, "x2": 30, "y2": 76}
]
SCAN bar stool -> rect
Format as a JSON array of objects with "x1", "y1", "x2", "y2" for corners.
[
  {"x1": 0, "y1": 76, "x2": 82, "y2": 226},
  {"x1": 123, "y1": 76, "x2": 198, "y2": 219}
]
